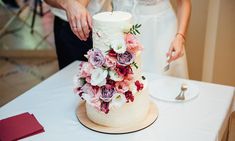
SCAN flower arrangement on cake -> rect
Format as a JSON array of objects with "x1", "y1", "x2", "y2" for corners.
[{"x1": 74, "y1": 24, "x2": 146, "y2": 114}]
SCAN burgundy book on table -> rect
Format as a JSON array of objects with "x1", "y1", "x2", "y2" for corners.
[{"x1": 0, "y1": 112, "x2": 44, "y2": 141}]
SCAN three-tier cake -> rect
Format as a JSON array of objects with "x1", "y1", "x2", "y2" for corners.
[{"x1": 74, "y1": 11, "x2": 151, "y2": 128}]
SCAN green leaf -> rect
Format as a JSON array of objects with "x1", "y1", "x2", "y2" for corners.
[
  {"x1": 132, "y1": 62, "x2": 139, "y2": 69},
  {"x1": 135, "y1": 29, "x2": 140, "y2": 34},
  {"x1": 137, "y1": 24, "x2": 141, "y2": 28}
]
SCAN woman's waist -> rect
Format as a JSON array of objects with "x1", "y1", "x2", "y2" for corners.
[{"x1": 134, "y1": 0, "x2": 173, "y2": 15}]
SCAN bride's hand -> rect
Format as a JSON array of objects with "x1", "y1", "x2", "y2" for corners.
[
  {"x1": 64, "y1": 0, "x2": 92, "y2": 41},
  {"x1": 166, "y1": 33, "x2": 185, "y2": 63}
]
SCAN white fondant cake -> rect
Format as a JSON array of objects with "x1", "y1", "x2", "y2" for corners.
[{"x1": 74, "y1": 11, "x2": 150, "y2": 127}]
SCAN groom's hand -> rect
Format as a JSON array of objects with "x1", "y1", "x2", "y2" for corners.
[
  {"x1": 64, "y1": 0, "x2": 92, "y2": 41},
  {"x1": 167, "y1": 34, "x2": 185, "y2": 63}
]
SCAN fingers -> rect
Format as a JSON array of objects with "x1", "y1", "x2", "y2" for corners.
[
  {"x1": 170, "y1": 50, "x2": 180, "y2": 62},
  {"x1": 167, "y1": 44, "x2": 183, "y2": 63},
  {"x1": 69, "y1": 16, "x2": 80, "y2": 38},
  {"x1": 167, "y1": 44, "x2": 174, "y2": 63},
  {"x1": 167, "y1": 43, "x2": 173, "y2": 57},
  {"x1": 81, "y1": 13, "x2": 90, "y2": 39},
  {"x1": 69, "y1": 14, "x2": 91, "y2": 41},
  {"x1": 87, "y1": 12, "x2": 92, "y2": 29},
  {"x1": 76, "y1": 16, "x2": 87, "y2": 40}
]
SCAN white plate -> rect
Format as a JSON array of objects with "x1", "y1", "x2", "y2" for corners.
[{"x1": 149, "y1": 78, "x2": 199, "y2": 102}]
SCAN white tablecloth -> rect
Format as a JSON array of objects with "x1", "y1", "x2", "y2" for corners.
[{"x1": 0, "y1": 61, "x2": 234, "y2": 141}]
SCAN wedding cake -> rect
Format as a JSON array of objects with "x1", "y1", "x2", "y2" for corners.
[{"x1": 74, "y1": 11, "x2": 150, "y2": 127}]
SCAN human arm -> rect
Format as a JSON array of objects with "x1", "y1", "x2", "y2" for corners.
[
  {"x1": 167, "y1": 0, "x2": 191, "y2": 63},
  {"x1": 44, "y1": 0, "x2": 92, "y2": 41}
]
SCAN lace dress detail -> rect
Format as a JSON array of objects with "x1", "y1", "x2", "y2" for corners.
[{"x1": 112, "y1": 0, "x2": 164, "y2": 12}]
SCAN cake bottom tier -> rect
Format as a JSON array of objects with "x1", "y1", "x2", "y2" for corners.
[{"x1": 86, "y1": 87, "x2": 150, "y2": 127}]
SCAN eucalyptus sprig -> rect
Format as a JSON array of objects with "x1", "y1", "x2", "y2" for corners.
[
  {"x1": 132, "y1": 62, "x2": 139, "y2": 69},
  {"x1": 129, "y1": 24, "x2": 141, "y2": 35}
]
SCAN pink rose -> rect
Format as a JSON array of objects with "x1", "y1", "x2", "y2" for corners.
[
  {"x1": 87, "y1": 48, "x2": 105, "y2": 68},
  {"x1": 124, "y1": 73, "x2": 134, "y2": 82},
  {"x1": 79, "y1": 62, "x2": 93, "y2": 78},
  {"x1": 81, "y1": 83, "x2": 96, "y2": 97},
  {"x1": 115, "y1": 80, "x2": 129, "y2": 93},
  {"x1": 105, "y1": 55, "x2": 117, "y2": 68},
  {"x1": 74, "y1": 87, "x2": 82, "y2": 97},
  {"x1": 125, "y1": 33, "x2": 143, "y2": 54},
  {"x1": 85, "y1": 76, "x2": 91, "y2": 83},
  {"x1": 117, "y1": 51, "x2": 134, "y2": 66}
]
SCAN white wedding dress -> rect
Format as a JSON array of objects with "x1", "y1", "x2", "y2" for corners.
[{"x1": 112, "y1": 0, "x2": 189, "y2": 78}]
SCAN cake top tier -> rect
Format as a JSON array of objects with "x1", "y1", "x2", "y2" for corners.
[
  {"x1": 92, "y1": 11, "x2": 133, "y2": 52},
  {"x1": 93, "y1": 11, "x2": 132, "y2": 22}
]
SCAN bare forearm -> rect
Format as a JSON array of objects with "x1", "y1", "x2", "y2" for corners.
[
  {"x1": 44, "y1": 0, "x2": 66, "y2": 9},
  {"x1": 167, "y1": 0, "x2": 191, "y2": 62},
  {"x1": 176, "y1": 0, "x2": 191, "y2": 36},
  {"x1": 44, "y1": 0, "x2": 90, "y2": 10}
]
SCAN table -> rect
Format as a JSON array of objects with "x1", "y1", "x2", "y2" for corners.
[{"x1": 0, "y1": 61, "x2": 234, "y2": 141}]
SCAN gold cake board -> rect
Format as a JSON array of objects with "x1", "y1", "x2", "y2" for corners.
[{"x1": 76, "y1": 101, "x2": 158, "y2": 134}]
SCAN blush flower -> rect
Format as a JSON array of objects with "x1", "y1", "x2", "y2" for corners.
[
  {"x1": 100, "y1": 84, "x2": 116, "y2": 102},
  {"x1": 87, "y1": 48, "x2": 105, "y2": 68},
  {"x1": 81, "y1": 83, "x2": 96, "y2": 96},
  {"x1": 79, "y1": 62, "x2": 93, "y2": 78},
  {"x1": 73, "y1": 75, "x2": 85, "y2": 88},
  {"x1": 105, "y1": 55, "x2": 117, "y2": 68},
  {"x1": 74, "y1": 87, "x2": 83, "y2": 97},
  {"x1": 125, "y1": 33, "x2": 143, "y2": 54},
  {"x1": 115, "y1": 81, "x2": 129, "y2": 93},
  {"x1": 79, "y1": 83, "x2": 97, "y2": 102},
  {"x1": 117, "y1": 51, "x2": 134, "y2": 66}
]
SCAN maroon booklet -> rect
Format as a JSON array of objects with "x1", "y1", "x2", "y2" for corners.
[{"x1": 0, "y1": 112, "x2": 44, "y2": 141}]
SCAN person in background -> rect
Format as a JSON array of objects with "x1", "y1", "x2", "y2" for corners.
[
  {"x1": 44, "y1": 0, "x2": 111, "y2": 69},
  {"x1": 112, "y1": 0, "x2": 191, "y2": 79},
  {"x1": 2, "y1": 0, "x2": 19, "y2": 8}
]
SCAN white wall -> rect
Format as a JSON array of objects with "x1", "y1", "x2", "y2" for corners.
[
  {"x1": 172, "y1": 0, "x2": 235, "y2": 86},
  {"x1": 212, "y1": 0, "x2": 235, "y2": 86}
]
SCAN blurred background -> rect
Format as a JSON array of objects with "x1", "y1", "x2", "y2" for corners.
[
  {"x1": 0, "y1": 0, "x2": 58, "y2": 106},
  {"x1": 0, "y1": 0, "x2": 234, "y2": 140},
  {"x1": 0, "y1": 0, "x2": 234, "y2": 119}
]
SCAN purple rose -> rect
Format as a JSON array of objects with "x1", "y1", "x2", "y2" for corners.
[
  {"x1": 87, "y1": 48, "x2": 105, "y2": 68},
  {"x1": 100, "y1": 84, "x2": 116, "y2": 102},
  {"x1": 117, "y1": 51, "x2": 134, "y2": 66}
]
